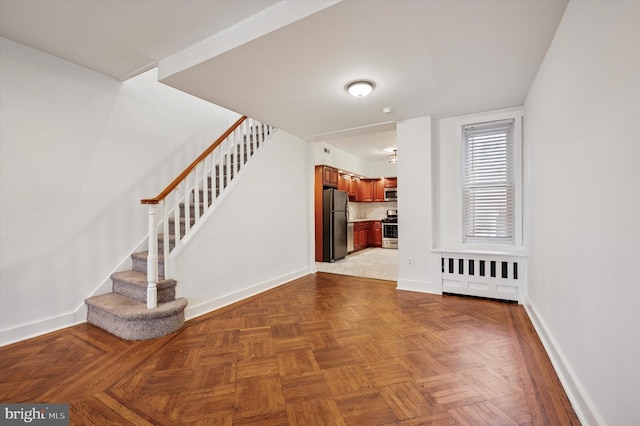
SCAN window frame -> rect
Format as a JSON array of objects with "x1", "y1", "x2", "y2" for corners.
[{"x1": 458, "y1": 112, "x2": 523, "y2": 247}]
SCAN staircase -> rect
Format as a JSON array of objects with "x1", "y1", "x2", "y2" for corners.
[
  {"x1": 85, "y1": 117, "x2": 275, "y2": 340},
  {"x1": 84, "y1": 233, "x2": 188, "y2": 340}
]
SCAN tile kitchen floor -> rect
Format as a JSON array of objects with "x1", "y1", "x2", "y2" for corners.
[{"x1": 315, "y1": 248, "x2": 398, "y2": 282}]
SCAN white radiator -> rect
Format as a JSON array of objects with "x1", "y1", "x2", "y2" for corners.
[{"x1": 436, "y1": 251, "x2": 527, "y2": 303}]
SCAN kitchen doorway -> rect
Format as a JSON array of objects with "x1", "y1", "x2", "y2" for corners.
[{"x1": 315, "y1": 247, "x2": 398, "y2": 282}]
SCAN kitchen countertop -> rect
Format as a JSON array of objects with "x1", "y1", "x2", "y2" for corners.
[{"x1": 349, "y1": 218, "x2": 383, "y2": 223}]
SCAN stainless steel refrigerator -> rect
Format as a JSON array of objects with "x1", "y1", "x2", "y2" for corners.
[{"x1": 323, "y1": 188, "x2": 348, "y2": 262}]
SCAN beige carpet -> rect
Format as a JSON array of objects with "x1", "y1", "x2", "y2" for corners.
[{"x1": 315, "y1": 248, "x2": 398, "y2": 281}]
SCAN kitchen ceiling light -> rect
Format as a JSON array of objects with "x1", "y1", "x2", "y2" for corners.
[
  {"x1": 389, "y1": 149, "x2": 398, "y2": 164},
  {"x1": 346, "y1": 80, "x2": 374, "y2": 97}
]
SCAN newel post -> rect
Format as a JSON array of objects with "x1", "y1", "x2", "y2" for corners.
[{"x1": 146, "y1": 204, "x2": 158, "y2": 309}]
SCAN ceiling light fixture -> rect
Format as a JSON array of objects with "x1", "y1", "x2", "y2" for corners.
[
  {"x1": 389, "y1": 149, "x2": 397, "y2": 164},
  {"x1": 346, "y1": 80, "x2": 375, "y2": 97}
]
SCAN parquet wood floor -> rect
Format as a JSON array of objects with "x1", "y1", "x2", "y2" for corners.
[{"x1": 0, "y1": 272, "x2": 579, "y2": 425}]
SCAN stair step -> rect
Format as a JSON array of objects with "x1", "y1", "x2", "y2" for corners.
[
  {"x1": 180, "y1": 202, "x2": 207, "y2": 216},
  {"x1": 169, "y1": 216, "x2": 197, "y2": 225},
  {"x1": 86, "y1": 293, "x2": 188, "y2": 340},
  {"x1": 111, "y1": 270, "x2": 177, "y2": 304},
  {"x1": 157, "y1": 233, "x2": 175, "y2": 251},
  {"x1": 168, "y1": 216, "x2": 197, "y2": 229},
  {"x1": 132, "y1": 251, "x2": 165, "y2": 278},
  {"x1": 190, "y1": 196, "x2": 216, "y2": 208}
]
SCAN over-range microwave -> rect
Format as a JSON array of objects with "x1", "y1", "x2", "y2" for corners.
[{"x1": 384, "y1": 187, "x2": 398, "y2": 201}]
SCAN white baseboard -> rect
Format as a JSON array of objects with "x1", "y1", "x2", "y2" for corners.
[
  {"x1": 523, "y1": 297, "x2": 603, "y2": 426},
  {"x1": 0, "y1": 242, "x2": 141, "y2": 347},
  {"x1": 184, "y1": 267, "x2": 311, "y2": 320},
  {"x1": 0, "y1": 266, "x2": 312, "y2": 347},
  {"x1": 396, "y1": 278, "x2": 438, "y2": 294},
  {"x1": 0, "y1": 312, "x2": 84, "y2": 347}
]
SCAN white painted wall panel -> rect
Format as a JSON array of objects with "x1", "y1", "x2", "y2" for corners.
[
  {"x1": 176, "y1": 130, "x2": 311, "y2": 317},
  {"x1": 396, "y1": 116, "x2": 434, "y2": 292},
  {"x1": 524, "y1": 1, "x2": 640, "y2": 424}
]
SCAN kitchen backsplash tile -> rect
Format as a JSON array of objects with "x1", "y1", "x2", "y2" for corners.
[{"x1": 348, "y1": 201, "x2": 397, "y2": 221}]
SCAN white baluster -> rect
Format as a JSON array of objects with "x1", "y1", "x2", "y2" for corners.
[
  {"x1": 228, "y1": 138, "x2": 234, "y2": 181},
  {"x1": 147, "y1": 204, "x2": 158, "y2": 309},
  {"x1": 225, "y1": 138, "x2": 231, "y2": 186},
  {"x1": 217, "y1": 148, "x2": 223, "y2": 199},
  {"x1": 254, "y1": 121, "x2": 259, "y2": 149},
  {"x1": 260, "y1": 122, "x2": 264, "y2": 146},
  {"x1": 193, "y1": 163, "x2": 200, "y2": 221},
  {"x1": 244, "y1": 119, "x2": 250, "y2": 155},
  {"x1": 238, "y1": 127, "x2": 245, "y2": 167},
  {"x1": 235, "y1": 129, "x2": 241, "y2": 173},
  {"x1": 202, "y1": 156, "x2": 209, "y2": 213},
  {"x1": 250, "y1": 119, "x2": 256, "y2": 152},
  {"x1": 209, "y1": 149, "x2": 216, "y2": 202},
  {"x1": 173, "y1": 184, "x2": 180, "y2": 252},
  {"x1": 184, "y1": 173, "x2": 191, "y2": 235},
  {"x1": 163, "y1": 198, "x2": 170, "y2": 279}
]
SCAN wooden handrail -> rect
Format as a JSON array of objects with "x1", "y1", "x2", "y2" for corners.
[{"x1": 141, "y1": 116, "x2": 247, "y2": 205}]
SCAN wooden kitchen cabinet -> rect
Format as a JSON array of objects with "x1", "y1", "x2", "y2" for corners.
[
  {"x1": 338, "y1": 173, "x2": 349, "y2": 192},
  {"x1": 354, "y1": 223, "x2": 363, "y2": 251},
  {"x1": 353, "y1": 221, "x2": 382, "y2": 251},
  {"x1": 373, "y1": 179, "x2": 385, "y2": 202},
  {"x1": 353, "y1": 221, "x2": 372, "y2": 252},
  {"x1": 370, "y1": 221, "x2": 382, "y2": 247},
  {"x1": 350, "y1": 178, "x2": 359, "y2": 199},
  {"x1": 384, "y1": 177, "x2": 397, "y2": 188},
  {"x1": 355, "y1": 179, "x2": 363, "y2": 201},
  {"x1": 348, "y1": 177, "x2": 357, "y2": 198},
  {"x1": 357, "y1": 179, "x2": 374, "y2": 202},
  {"x1": 339, "y1": 174, "x2": 357, "y2": 198},
  {"x1": 321, "y1": 165, "x2": 338, "y2": 188},
  {"x1": 365, "y1": 225, "x2": 371, "y2": 249}
]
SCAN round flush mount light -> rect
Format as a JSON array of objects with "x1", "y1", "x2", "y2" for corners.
[{"x1": 346, "y1": 80, "x2": 375, "y2": 97}]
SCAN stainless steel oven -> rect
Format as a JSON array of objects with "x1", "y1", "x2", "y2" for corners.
[{"x1": 381, "y1": 209, "x2": 398, "y2": 249}]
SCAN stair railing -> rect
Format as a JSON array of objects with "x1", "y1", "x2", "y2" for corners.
[{"x1": 141, "y1": 116, "x2": 276, "y2": 308}]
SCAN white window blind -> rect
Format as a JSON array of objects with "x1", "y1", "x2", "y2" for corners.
[{"x1": 463, "y1": 119, "x2": 515, "y2": 243}]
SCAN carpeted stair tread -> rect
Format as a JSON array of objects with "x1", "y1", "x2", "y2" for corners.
[
  {"x1": 111, "y1": 270, "x2": 176, "y2": 289},
  {"x1": 169, "y1": 216, "x2": 197, "y2": 225},
  {"x1": 85, "y1": 293, "x2": 187, "y2": 321},
  {"x1": 86, "y1": 293, "x2": 188, "y2": 340},
  {"x1": 111, "y1": 270, "x2": 177, "y2": 303},
  {"x1": 131, "y1": 251, "x2": 166, "y2": 278},
  {"x1": 132, "y1": 251, "x2": 164, "y2": 261},
  {"x1": 158, "y1": 233, "x2": 176, "y2": 243}
]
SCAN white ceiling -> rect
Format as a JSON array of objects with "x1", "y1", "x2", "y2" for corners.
[
  {"x1": 0, "y1": 0, "x2": 568, "y2": 161},
  {"x1": 0, "y1": 0, "x2": 279, "y2": 80}
]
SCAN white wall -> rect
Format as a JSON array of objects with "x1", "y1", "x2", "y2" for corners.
[
  {"x1": 176, "y1": 131, "x2": 311, "y2": 317},
  {"x1": 312, "y1": 138, "x2": 398, "y2": 178},
  {"x1": 0, "y1": 38, "x2": 239, "y2": 344},
  {"x1": 396, "y1": 116, "x2": 434, "y2": 292},
  {"x1": 366, "y1": 159, "x2": 398, "y2": 180},
  {"x1": 312, "y1": 141, "x2": 368, "y2": 176},
  {"x1": 524, "y1": 1, "x2": 640, "y2": 424}
]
